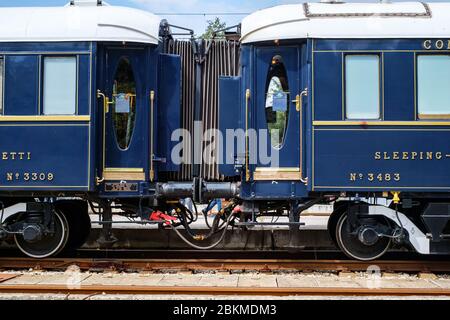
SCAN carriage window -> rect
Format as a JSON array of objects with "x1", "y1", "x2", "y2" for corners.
[
  {"x1": 112, "y1": 58, "x2": 136, "y2": 150},
  {"x1": 265, "y1": 55, "x2": 289, "y2": 149},
  {"x1": 418, "y1": 55, "x2": 450, "y2": 119},
  {"x1": 0, "y1": 58, "x2": 3, "y2": 115},
  {"x1": 345, "y1": 55, "x2": 380, "y2": 120},
  {"x1": 43, "y1": 57, "x2": 77, "y2": 115}
]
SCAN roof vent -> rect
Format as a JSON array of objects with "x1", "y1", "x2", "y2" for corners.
[
  {"x1": 304, "y1": 2, "x2": 431, "y2": 18},
  {"x1": 69, "y1": 0, "x2": 104, "y2": 6}
]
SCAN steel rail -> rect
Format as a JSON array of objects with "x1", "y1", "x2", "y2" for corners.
[
  {"x1": 0, "y1": 284, "x2": 449, "y2": 297},
  {"x1": 1, "y1": 258, "x2": 450, "y2": 273}
]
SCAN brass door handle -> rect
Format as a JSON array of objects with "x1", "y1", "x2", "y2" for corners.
[
  {"x1": 97, "y1": 90, "x2": 114, "y2": 113},
  {"x1": 293, "y1": 88, "x2": 308, "y2": 112},
  {"x1": 96, "y1": 89, "x2": 113, "y2": 185},
  {"x1": 292, "y1": 95, "x2": 301, "y2": 111}
]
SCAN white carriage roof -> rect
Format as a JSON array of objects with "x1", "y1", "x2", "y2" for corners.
[
  {"x1": 0, "y1": 1, "x2": 161, "y2": 44},
  {"x1": 241, "y1": 2, "x2": 450, "y2": 43}
]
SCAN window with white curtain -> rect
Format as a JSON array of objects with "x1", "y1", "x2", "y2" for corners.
[
  {"x1": 345, "y1": 55, "x2": 380, "y2": 120},
  {"x1": 43, "y1": 57, "x2": 77, "y2": 115},
  {"x1": 418, "y1": 55, "x2": 450, "y2": 118}
]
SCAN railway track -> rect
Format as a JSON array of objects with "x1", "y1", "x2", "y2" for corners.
[
  {"x1": 1, "y1": 257, "x2": 450, "y2": 297},
  {"x1": 1, "y1": 257, "x2": 450, "y2": 274},
  {"x1": 0, "y1": 284, "x2": 449, "y2": 297}
]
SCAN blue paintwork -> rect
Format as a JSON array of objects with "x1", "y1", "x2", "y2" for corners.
[
  {"x1": 315, "y1": 39, "x2": 429, "y2": 51},
  {"x1": 2, "y1": 36, "x2": 450, "y2": 199},
  {"x1": 383, "y1": 53, "x2": 415, "y2": 121},
  {"x1": 313, "y1": 52, "x2": 342, "y2": 121},
  {"x1": 241, "y1": 181, "x2": 307, "y2": 200},
  {"x1": 0, "y1": 42, "x2": 91, "y2": 53},
  {"x1": 233, "y1": 38, "x2": 450, "y2": 199},
  {"x1": 313, "y1": 128, "x2": 450, "y2": 191},
  {"x1": 0, "y1": 42, "x2": 95, "y2": 192},
  {"x1": 8, "y1": 52, "x2": 95, "y2": 117},
  {"x1": 78, "y1": 55, "x2": 92, "y2": 116},
  {"x1": 101, "y1": 46, "x2": 148, "y2": 170},
  {"x1": 254, "y1": 46, "x2": 300, "y2": 169},
  {"x1": 157, "y1": 53, "x2": 181, "y2": 172},
  {"x1": 310, "y1": 39, "x2": 450, "y2": 193},
  {"x1": 222, "y1": 44, "x2": 311, "y2": 200},
  {"x1": 0, "y1": 40, "x2": 163, "y2": 196},
  {"x1": 89, "y1": 43, "x2": 98, "y2": 192},
  {"x1": 0, "y1": 124, "x2": 90, "y2": 191},
  {"x1": 4, "y1": 56, "x2": 39, "y2": 116},
  {"x1": 218, "y1": 76, "x2": 242, "y2": 177},
  {"x1": 95, "y1": 43, "x2": 159, "y2": 193}
]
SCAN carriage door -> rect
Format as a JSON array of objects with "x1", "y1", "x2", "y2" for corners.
[
  {"x1": 253, "y1": 46, "x2": 306, "y2": 181},
  {"x1": 100, "y1": 47, "x2": 148, "y2": 182}
]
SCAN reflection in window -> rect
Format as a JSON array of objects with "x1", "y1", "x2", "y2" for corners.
[
  {"x1": 113, "y1": 58, "x2": 137, "y2": 150},
  {"x1": 0, "y1": 58, "x2": 3, "y2": 115},
  {"x1": 418, "y1": 55, "x2": 450, "y2": 118},
  {"x1": 345, "y1": 55, "x2": 380, "y2": 120},
  {"x1": 43, "y1": 57, "x2": 77, "y2": 115},
  {"x1": 265, "y1": 55, "x2": 289, "y2": 149}
]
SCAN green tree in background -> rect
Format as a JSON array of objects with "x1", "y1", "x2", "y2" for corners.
[{"x1": 202, "y1": 17, "x2": 226, "y2": 39}]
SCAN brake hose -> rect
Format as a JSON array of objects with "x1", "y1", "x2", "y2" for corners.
[
  {"x1": 179, "y1": 206, "x2": 222, "y2": 239},
  {"x1": 169, "y1": 212, "x2": 235, "y2": 250}
]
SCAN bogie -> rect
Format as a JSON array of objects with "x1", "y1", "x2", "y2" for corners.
[
  {"x1": 335, "y1": 213, "x2": 392, "y2": 261},
  {"x1": 13, "y1": 208, "x2": 69, "y2": 259}
]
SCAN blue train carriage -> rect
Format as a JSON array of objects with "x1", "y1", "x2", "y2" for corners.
[
  {"x1": 219, "y1": 1, "x2": 450, "y2": 260},
  {"x1": 0, "y1": 0, "x2": 183, "y2": 258}
]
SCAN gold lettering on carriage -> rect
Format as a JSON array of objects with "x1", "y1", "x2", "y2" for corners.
[
  {"x1": 2, "y1": 152, "x2": 31, "y2": 161},
  {"x1": 423, "y1": 40, "x2": 450, "y2": 50},
  {"x1": 5, "y1": 172, "x2": 54, "y2": 182},
  {"x1": 374, "y1": 151, "x2": 444, "y2": 160},
  {"x1": 350, "y1": 173, "x2": 401, "y2": 182}
]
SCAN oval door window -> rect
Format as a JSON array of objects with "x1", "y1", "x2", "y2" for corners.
[
  {"x1": 112, "y1": 58, "x2": 137, "y2": 150},
  {"x1": 265, "y1": 55, "x2": 289, "y2": 149}
]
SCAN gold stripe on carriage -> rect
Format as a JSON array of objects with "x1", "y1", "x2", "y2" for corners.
[{"x1": 0, "y1": 116, "x2": 90, "y2": 122}]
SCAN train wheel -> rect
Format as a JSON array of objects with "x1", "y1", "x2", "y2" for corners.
[
  {"x1": 327, "y1": 206, "x2": 347, "y2": 246},
  {"x1": 335, "y1": 214, "x2": 391, "y2": 261},
  {"x1": 14, "y1": 210, "x2": 69, "y2": 259},
  {"x1": 56, "y1": 202, "x2": 91, "y2": 251},
  {"x1": 328, "y1": 201, "x2": 357, "y2": 247}
]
